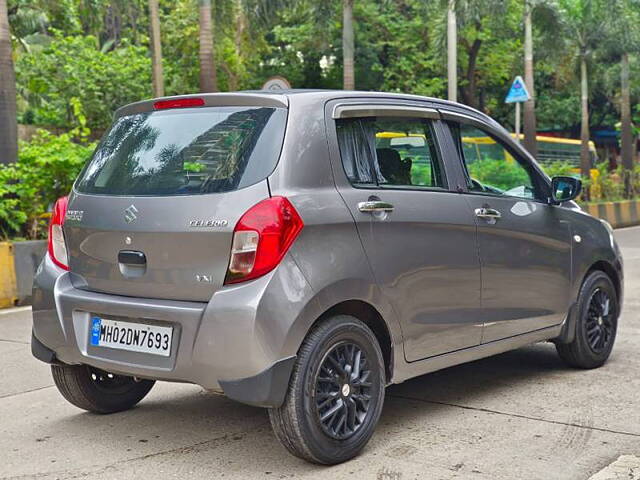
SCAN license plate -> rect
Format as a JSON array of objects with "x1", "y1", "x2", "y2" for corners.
[{"x1": 89, "y1": 316, "x2": 173, "y2": 357}]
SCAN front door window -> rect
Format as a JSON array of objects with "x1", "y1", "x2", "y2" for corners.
[{"x1": 449, "y1": 123, "x2": 539, "y2": 200}]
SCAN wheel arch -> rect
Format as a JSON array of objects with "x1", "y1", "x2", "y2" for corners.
[
  {"x1": 556, "y1": 258, "x2": 622, "y2": 345},
  {"x1": 280, "y1": 279, "x2": 403, "y2": 385},
  {"x1": 586, "y1": 260, "x2": 621, "y2": 302},
  {"x1": 314, "y1": 300, "x2": 394, "y2": 384}
]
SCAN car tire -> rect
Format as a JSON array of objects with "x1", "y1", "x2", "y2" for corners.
[
  {"x1": 556, "y1": 270, "x2": 619, "y2": 369},
  {"x1": 51, "y1": 364, "x2": 155, "y2": 414},
  {"x1": 268, "y1": 315, "x2": 386, "y2": 464}
]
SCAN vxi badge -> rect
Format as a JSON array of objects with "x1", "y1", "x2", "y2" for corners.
[{"x1": 189, "y1": 219, "x2": 228, "y2": 228}]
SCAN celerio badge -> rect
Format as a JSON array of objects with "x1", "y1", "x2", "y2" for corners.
[{"x1": 189, "y1": 219, "x2": 228, "y2": 228}]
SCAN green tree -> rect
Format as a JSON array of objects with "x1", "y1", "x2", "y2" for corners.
[
  {"x1": 16, "y1": 34, "x2": 151, "y2": 130},
  {"x1": 444, "y1": 0, "x2": 514, "y2": 110},
  {"x1": 0, "y1": 0, "x2": 18, "y2": 164},
  {"x1": 606, "y1": 0, "x2": 640, "y2": 197},
  {"x1": 0, "y1": 125, "x2": 95, "y2": 239},
  {"x1": 557, "y1": 0, "x2": 608, "y2": 196},
  {"x1": 6, "y1": 0, "x2": 49, "y2": 52}
]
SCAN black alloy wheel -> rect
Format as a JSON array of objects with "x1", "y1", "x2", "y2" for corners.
[
  {"x1": 584, "y1": 288, "x2": 615, "y2": 354},
  {"x1": 314, "y1": 341, "x2": 372, "y2": 440},
  {"x1": 556, "y1": 270, "x2": 618, "y2": 369},
  {"x1": 268, "y1": 315, "x2": 385, "y2": 464}
]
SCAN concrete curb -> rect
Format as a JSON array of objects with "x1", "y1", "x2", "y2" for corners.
[
  {"x1": 583, "y1": 200, "x2": 640, "y2": 229},
  {"x1": 588, "y1": 455, "x2": 640, "y2": 479}
]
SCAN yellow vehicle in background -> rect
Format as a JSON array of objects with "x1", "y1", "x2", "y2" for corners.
[
  {"x1": 376, "y1": 131, "x2": 598, "y2": 176},
  {"x1": 515, "y1": 134, "x2": 598, "y2": 170},
  {"x1": 464, "y1": 133, "x2": 598, "y2": 174}
]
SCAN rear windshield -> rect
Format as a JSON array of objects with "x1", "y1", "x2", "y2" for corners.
[{"x1": 75, "y1": 106, "x2": 287, "y2": 196}]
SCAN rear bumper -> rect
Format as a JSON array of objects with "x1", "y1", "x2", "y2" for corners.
[{"x1": 31, "y1": 254, "x2": 313, "y2": 407}]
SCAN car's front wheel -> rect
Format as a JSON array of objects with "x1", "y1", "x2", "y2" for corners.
[
  {"x1": 556, "y1": 270, "x2": 619, "y2": 369},
  {"x1": 269, "y1": 315, "x2": 386, "y2": 464},
  {"x1": 51, "y1": 364, "x2": 155, "y2": 414}
]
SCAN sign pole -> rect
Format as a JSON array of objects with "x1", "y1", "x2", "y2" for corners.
[{"x1": 515, "y1": 102, "x2": 521, "y2": 144}]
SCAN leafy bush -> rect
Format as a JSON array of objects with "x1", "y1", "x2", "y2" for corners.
[
  {"x1": 410, "y1": 164, "x2": 433, "y2": 186},
  {"x1": 467, "y1": 158, "x2": 529, "y2": 191},
  {"x1": 583, "y1": 162, "x2": 624, "y2": 203},
  {"x1": 0, "y1": 130, "x2": 95, "y2": 240},
  {"x1": 541, "y1": 161, "x2": 575, "y2": 179},
  {"x1": 15, "y1": 33, "x2": 151, "y2": 130}
]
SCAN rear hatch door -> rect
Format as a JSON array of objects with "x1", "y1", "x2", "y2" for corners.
[{"x1": 64, "y1": 97, "x2": 287, "y2": 302}]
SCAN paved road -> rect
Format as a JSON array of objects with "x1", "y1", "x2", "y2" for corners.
[{"x1": 1, "y1": 228, "x2": 639, "y2": 480}]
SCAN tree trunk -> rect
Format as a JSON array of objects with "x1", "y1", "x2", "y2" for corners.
[
  {"x1": 233, "y1": 0, "x2": 245, "y2": 88},
  {"x1": 620, "y1": 52, "x2": 633, "y2": 198},
  {"x1": 460, "y1": 38, "x2": 481, "y2": 109},
  {"x1": 342, "y1": 0, "x2": 355, "y2": 90},
  {"x1": 447, "y1": 0, "x2": 457, "y2": 102},
  {"x1": 523, "y1": 1, "x2": 538, "y2": 158},
  {"x1": 580, "y1": 56, "x2": 591, "y2": 200},
  {"x1": 149, "y1": 0, "x2": 164, "y2": 97},
  {"x1": 0, "y1": 0, "x2": 17, "y2": 165},
  {"x1": 199, "y1": 0, "x2": 218, "y2": 93}
]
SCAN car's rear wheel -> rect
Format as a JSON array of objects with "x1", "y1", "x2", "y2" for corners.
[
  {"x1": 268, "y1": 315, "x2": 385, "y2": 464},
  {"x1": 51, "y1": 364, "x2": 155, "y2": 414},
  {"x1": 556, "y1": 270, "x2": 619, "y2": 369}
]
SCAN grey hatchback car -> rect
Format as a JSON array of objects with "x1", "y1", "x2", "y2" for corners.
[{"x1": 32, "y1": 90, "x2": 623, "y2": 464}]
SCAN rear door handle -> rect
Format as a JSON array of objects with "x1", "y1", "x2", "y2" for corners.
[
  {"x1": 118, "y1": 250, "x2": 146, "y2": 265},
  {"x1": 475, "y1": 207, "x2": 501, "y2": 221},
  {"x1": 358, "y1": 201, "x2": 394, "y2": 213}
]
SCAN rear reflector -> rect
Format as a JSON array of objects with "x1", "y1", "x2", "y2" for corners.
[
  {"x1": 224, "y1": 197, "x2": 304, "y2": 285},
  {"x1": 48, "y1": 196, "x2": 69, "y2": 270},
  {"x1": 153, "y1": 97, "x2": 205, "y2": 110}
]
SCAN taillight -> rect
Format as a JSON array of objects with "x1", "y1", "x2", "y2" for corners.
[
  {"x1": 153, "y1": 97, "x2": 205, "y2": 110},
  {"x1": 48, "y1": 196, "x2": 69, "y2": 270},
  {"x1": 224, "y1": 197, "x2": 304, "y2": 285}
]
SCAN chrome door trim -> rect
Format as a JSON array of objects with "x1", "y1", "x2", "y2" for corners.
[
  {"x1": 358, "y1": 201, "x2": 395, "y2": 213},
  {"x1": 474, "y1": 207, "x2": 502, "y2": 220}
]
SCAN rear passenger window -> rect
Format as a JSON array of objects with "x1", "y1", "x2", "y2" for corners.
[{"x1": 336, "y1": 117, "x2": 445, "y2": 189}]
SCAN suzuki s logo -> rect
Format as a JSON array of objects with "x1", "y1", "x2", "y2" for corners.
[{"x1": 124, "y1": 205, "x2": 138, "y2": 224}]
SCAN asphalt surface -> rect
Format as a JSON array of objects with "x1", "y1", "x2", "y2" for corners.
[{"x1": 1, "y1": 227, "x2": 639, "y2": 480}]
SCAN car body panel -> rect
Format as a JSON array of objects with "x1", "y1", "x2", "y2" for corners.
[
  {"x1": 462, "y1": 195, "x2": 572, "y2": 341},
  {"x1": 32, "y1": 251, "x2": 315, "y2": 389},
  {"x1": 322, "y1": 99, "x2": 483, "y2": 361},
  {"x1": 64, "y1": 182, "x2": 269, "y2": 302}
]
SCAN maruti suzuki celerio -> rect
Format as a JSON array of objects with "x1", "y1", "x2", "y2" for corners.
[{"x1": 32, "y1": 91, "x2": 623, "y2": 464}]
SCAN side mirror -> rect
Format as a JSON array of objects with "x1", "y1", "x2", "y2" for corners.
[{"x1": 551, "y1": 176, "x2": 582, "y2": 204}]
